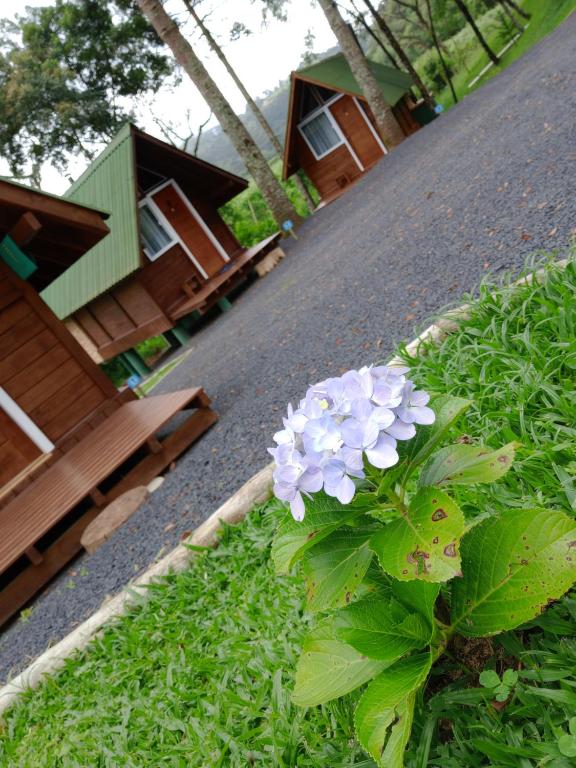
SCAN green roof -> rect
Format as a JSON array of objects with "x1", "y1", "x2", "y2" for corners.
[
  {"x1": 297, "y1": 53, "x2": 412, "y2": 107},
  {"x1": 42, "y1": 123, "x2": 140, "y2": 319}
]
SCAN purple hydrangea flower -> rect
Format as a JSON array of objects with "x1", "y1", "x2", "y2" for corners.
[{"x1": 268, "y1": 364, "x2": 434, "y2": 519}]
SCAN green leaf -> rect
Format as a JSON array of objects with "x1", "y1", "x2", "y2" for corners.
[
  {"x1": 335, "y1": 597, "x2": 431, "y2": 661},
  {"x1": 292, "y1": 618, "x2": 387, "y2": 706},
  {"x1": 478, "y1": 669, "x2": 500, "y2": 688},
  {"x1": 370, "y1": 488, "x2": 465, "y2": 582},
  {"x1": 302, "y1": 528, "x2": 374, "y2": 612},
  {"x1": 400, "y1": 395, "x2": 471, "y2": 479},
  {"x1": 354, "y1": 652, "x2": 432, "y2": 767},
  {"x1": 558, "y1": 735, "x2": 576, "y2": 758},
  {"x1": 271, "y1": 493, "x2": 366, "y2": 574},
  {"x1": 570, "y1": 717, "x2": 576, "y2": 737},
  {"x1": 390, "y1": 579, "x2": 440, "y2": 630},
  {"x1": 502, "y1": 669, "x2": 518, "y2": 686},
  {"x1": 451, "y1": 509, "x2": 576, "y2": 637},
  {"x1": 418, "y1": 442, "x2": 516, "y2": 488}
]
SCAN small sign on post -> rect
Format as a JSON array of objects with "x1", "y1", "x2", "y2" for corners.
[
  {"x1": 282, "y1": 220, "x2": 298, "y2": 240},
  {"x1": 126, "y1": 374, "x2": 144, "y2": 397}
]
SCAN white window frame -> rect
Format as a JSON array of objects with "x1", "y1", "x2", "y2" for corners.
[
  {"x1": 139, "y1": 180, "x2": 231, "y2": 281},
  {"x1": 138, "y1": 199, "x2": 179, "y2": 262},
  {"x1": 353, "y1": 97, "x2": 388, "y2": 156},
  {"x1": 297, "y1": 94, "x2": 364, "y2": 172},
  {"x1": 0, "y1": 387, "x2": 54, "y2": 455}
]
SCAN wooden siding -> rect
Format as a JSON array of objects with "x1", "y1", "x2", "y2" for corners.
[
  {"x1": 0, "y1": 261, "x2": 123, "y2": 494},
  {"x1": 139, "y1": 243, "x2": 206, "y2": 317},
  {"x1": 72, "y1": 278, "x2": 171, "y2": 360},
  {"x1": 330, "y1": 95, "x2": 384, "y2": 170},
  {"x1": 293, "y1": 94, "x2": 419, "y2": 202},
  {"x1": 0, "y1": 268, "x2": 116, "y2": 447},
  {"x1": 296, "y1": 134, "x2": 362, "y2": 201},
  {"x1": 151, "y1": 184, "x2": 226, "y2": 278}
]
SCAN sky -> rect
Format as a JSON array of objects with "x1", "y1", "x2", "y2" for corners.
[{"x1": 2, "y1": 0, "x2": 338, "y2": 193}]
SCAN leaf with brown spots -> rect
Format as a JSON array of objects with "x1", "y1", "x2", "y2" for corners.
[
  {"x1": 451, "y1": 508, "x2": 576, "y2": 637},
  {"x1": 302, "y1": 528, "x2": 374, "y2": 612},
  {"x1": 370, "y1": 488, "x2": 465, "y2": 583},
  {"x1": 418, "y1": 442, "x2": 517, "y2": 488}
]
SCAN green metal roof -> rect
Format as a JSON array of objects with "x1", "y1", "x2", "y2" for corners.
[
  {"x1": 41, "y1": 123, "x2": 140, "y2": 319},
  {"x1": 297, "y1": 53, "x2": 412, "y2": 107}
]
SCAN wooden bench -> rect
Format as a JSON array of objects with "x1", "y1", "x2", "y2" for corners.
[{"x1": 0, "y1": 388, "x2": 217, "y2": 626}]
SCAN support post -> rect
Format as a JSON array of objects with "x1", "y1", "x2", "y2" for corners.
[
  {"x1": 123, "y1": 349, "x2": 151, "y2": 378},
  {"x1": 217, "y1": 297, "x2": 232, "y2": 313}
]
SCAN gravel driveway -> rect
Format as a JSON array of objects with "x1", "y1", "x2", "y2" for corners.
[{"x1": 1, "y1": 15, "x2": 575, "y2": 682}]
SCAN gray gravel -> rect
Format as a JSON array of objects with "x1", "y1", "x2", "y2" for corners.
[{"x1": 1, "y1": 16, "x2": 575, "y2": 682}]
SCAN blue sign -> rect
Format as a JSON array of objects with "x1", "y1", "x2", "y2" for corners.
[
  {"x1": 434, "y1": 104, "x2": 445, "y2": 114},
  {"x1": 282, "y1": 219, "x2": 294, "y2": 232},
  {"x1": 127, "y1": 374, "x2": 142, "y2": 389}
]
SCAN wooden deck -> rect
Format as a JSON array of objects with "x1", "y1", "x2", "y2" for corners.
[
  {"x1": 0, "y1": 388, "x2": 217, "y2": 625},
  {"x1": 169, "y1": 233, "x2": 281, "y2": 320}
]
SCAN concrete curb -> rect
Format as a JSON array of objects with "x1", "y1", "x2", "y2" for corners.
[{"x1": 0, "y1": 258, "x2": 567, "y2": 716}]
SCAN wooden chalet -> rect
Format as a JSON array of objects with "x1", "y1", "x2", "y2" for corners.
[
  {"x1": 42, "y1": 124, "x2": 281, "y2": 366},
  {"x1": 282, "y1": 54, "x2": 436, "y2": 203},
  {"x1": 0, "y1": 179, "x2": 218, "y2": 625}
]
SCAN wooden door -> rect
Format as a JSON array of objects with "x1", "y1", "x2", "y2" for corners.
[
  {"x1": 329, "y1": 96, "x2": 384, "y2": 170},
  {"x1": 151, "y1": 184, "x2": 227, "y2": 278},
  {"x1": 0, "y1": 407, "x2": 42, "y2": 487}
]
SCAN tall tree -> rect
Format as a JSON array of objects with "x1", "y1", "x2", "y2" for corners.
[
  {"x1": 316, "y1": 0, "x2": 404, "y2": 148},
  {"x1": 362, "y1": 0, "x2": 436, "y2": 111},
  {"x1": 183, "y1": 0, "x2": 316, "y2": 211},
  {"x1": 453, "y1": 0, "x2": 500, "y2": 65},
  {"x1": 0, "y1": 0, "x2": 173, "y2": 185},
  {"x1": 349, "y1": 0, "x2": 400, "y2": 69},
  {"x1": 137, "y1": 0, "x2": 299, "y2": 227},
  {"x1": 425, "y1": 0, "x2": 458, "y2": 102},
  {"x1": 499, "y1": 0, "x2": 530, "y2": 20}
]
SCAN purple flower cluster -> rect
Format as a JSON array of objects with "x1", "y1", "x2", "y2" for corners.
[{"x1": 269, "y1": 366, "x2": 434, "y2": 521}]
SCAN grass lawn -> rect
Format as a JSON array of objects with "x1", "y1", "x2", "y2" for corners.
[
  {"x1": 432, "y1": 0, "x2": 576, "y2": 109},
  {"x1": 2, "y1": 256, "x2": 576, "y2": 767}
]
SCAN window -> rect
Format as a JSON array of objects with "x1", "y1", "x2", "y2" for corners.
[
  {"x1": 139, "y1": 202, "x2": 177, "y2": 261},
  {"x1": 299, "y1": 111, "x2": 343, "y2": 159}
]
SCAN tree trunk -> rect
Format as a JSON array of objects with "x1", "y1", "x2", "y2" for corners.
[
  {"x1": 502, "y1": 0, "x2": 530, "y2": 20},
  {"x1": 497, "y1": 0, "x2": 524, "y2": 33},
  {"x1": 349, "y1": 0, "x2": 400, "y2": 69},
  {"x1": 454, "y1": 0, "x2": 500, "y2": 65},
  {"x1": 137, "y1": 0, "x2": 299, "y2": 228},
  {"x1": 183, "y1": 0, "x2": 316, "y2": 212},
  {"x1": 362, "y1": 0, "x2": 436, "y2": 112},
  {"x1": 424, "y1": 0, "x2": 459, "y2": 103},
  {"x1": 316, "y1": 0, "x2": 404, "y2": 148}
]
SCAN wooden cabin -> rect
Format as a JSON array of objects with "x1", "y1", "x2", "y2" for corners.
[
  {"x1": 42, "y1": 124, "x2": 281, "y2": 365},
  {"x1": 0, "y1": 179, "x2": 218, "y2": 624},
  {"x1": 282, "y1": 54, "x2": 436, "y2": 204}
]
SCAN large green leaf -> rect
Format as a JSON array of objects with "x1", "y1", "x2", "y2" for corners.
[
  {"x1": 354, "y1": 652, "x2": 432, "y2": 767},
  {"x1": 335, "y1": 597, "x2": 431, "y2": 661},
  {"x1": 399, "y1": 395, "x2": 471, "y2": 479},
  {"x1": 370, "y1": 488, "x2": 465, "y2": 582},
  {"x1": 390, "y1": 579, "x2": 440, "y2": 630},
  {"x1": 271, "y1": 493, "x2": 367, "y2": 574},
  {"x1": 292, "y1": 618, "x2": 387, "y2": 706},
  {"x1": 451, "y1": 509, "x2": 576, "y2": 637},
  {"x1": 418, "y1": 442, "x2": 516, "y2": 488},
  {"x1": 302, "y1": 528, "x2": 374, "y2": 612}
]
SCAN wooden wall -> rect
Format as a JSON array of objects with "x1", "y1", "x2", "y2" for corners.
[
  {"x1": 72, "y1": 279, "x2": 171, "y2": 361},
  {"x1": 0, "y1": 262, "x2": 123, "y2": 441},
  {"x1": 295, "y1": 94, "x2": 419, "y2": 202},
  {"x1": 330, "y1": 95, "x2": 384, "y2": 170}
]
